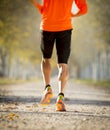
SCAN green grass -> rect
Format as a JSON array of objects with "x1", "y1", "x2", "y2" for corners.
[
  {"x1": 74, "y1": 79, "x2": 110, "y2": 87},
  {"x1": 0, "y1": 78, "x2": 41, "y2": 85},
  {"x1": 1, "y1": 77, "x2": 110, "y2": 87},
  {"x1": 0, "y1": 78, "x2": 25, "y2": 85}
]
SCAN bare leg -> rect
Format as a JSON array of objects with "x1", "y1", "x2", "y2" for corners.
[
  {"x1": 41, "y1": 58, "x2": 51, "y2": 86},
  {"x1": 56, "y1": 63, "x2": 69, "y2": 111},
  {"x1": 58, "y1": 63, "x2": 69, "y2": 93},
  {"x1": 40, "y1": 58, "x2": 53, "y2": 105}
]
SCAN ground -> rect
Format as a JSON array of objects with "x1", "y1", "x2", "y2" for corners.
[{"x1": 0, "y1": 77, "x2": 110, "y2": 130}]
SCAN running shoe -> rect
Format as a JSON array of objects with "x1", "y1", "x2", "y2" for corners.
[
  {"x1": 40, "y1": 85, "x2": 53, "y2": 106},
  {"x1": 56, "y1": 93, "x2": 66, "y2": 111}
]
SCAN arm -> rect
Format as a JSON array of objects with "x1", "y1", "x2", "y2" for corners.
[
  {"x1": 72, "y1": 0, "x2": 88, "y2": 17},
  {"x1": 30, "y1": 0, "x2": 43, "y2": 14}
]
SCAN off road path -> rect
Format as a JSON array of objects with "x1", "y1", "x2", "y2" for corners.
[{"x1": 0, "y1": 77, "x2": 110, "y2": 130}]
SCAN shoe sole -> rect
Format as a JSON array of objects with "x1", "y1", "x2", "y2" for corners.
[
  {"x1": 40, "y1": 93, "x2": 53, "y2": 106},
  {"x1": 56, "y1": 102, "x2": 66, "y2": 112}
]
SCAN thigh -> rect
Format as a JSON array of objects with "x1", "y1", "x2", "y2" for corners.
[
  {"x1": 56, "y1": 29, "x2": 72, "y2": 64},
  {"x1": 41, "y1": 31, "x2": 56, "y2": 58}
]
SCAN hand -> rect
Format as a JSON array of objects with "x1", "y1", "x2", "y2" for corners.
[{"x1": 30, "y1": 0, "x2": 35, "y2": 4}]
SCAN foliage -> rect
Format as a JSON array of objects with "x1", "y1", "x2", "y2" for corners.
[
  {"x1": 0, "y1": 0, "x2": 110, "y2": 79},
  {"x1": 71, "y1": 0, "x2": 110, "y2": 66},
  {"x1": 0, "y1": 0, "x2": 41, "y2": 64},
  {"x1": 74, "y1": 79, "x2": 110, "y2": 87}
]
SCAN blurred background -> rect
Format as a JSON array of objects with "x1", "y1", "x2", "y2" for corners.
[{"x1": 0, "y1": 0, "x2": 110, "y2": 82}]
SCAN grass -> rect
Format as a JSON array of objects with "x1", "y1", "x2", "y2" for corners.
[
  {"x1": 0, "y1": 78, "x2": 26, "y2": 85},
  {"x1": 74, "y1": 79, "x2": 110, "y2": 87},
  {"x1": 0, "y1": 77, "x2": 110, "y2": 87},
  {"x1": 0, "y1": 78, "x2": 41, "y2": 85}
]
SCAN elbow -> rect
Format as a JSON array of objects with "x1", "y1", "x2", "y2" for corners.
[
  {"x1": 81, "y1": 5, "x2": 88, "y2": 15},
  {"x1": 83, "y1": 5, "x2": 88, "y2": 14},
  {"x1": 40, "y1": 7, "x2": 44, "y2": 14},
  {"x1": 35, "y1": 3, "x2": 43, "y2": 14}
]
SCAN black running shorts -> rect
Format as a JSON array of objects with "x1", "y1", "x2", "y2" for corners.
[{"x1": 41, "y1": 29, "x2": 72, "y2": 64}]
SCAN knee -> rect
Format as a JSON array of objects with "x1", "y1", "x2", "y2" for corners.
[
  {"x1": 42, "y1": 58, "x2": 50, "y2": 64},
  {"x1": 58, "y1": 64, "x2": 69, "y2": 81},
  {"x1": 41, "y1": 58, "x2": 51, "y2": 70},
  {"x1": 42, "y1": 58, "x2": 51, "y2": 67}
]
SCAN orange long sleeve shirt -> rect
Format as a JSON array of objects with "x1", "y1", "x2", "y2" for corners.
[{"x1": 35, "y1": 0, "x2": 88, "y2": 31}]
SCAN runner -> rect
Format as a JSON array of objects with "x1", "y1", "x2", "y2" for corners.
[{"x1": 30, "y1": 0, "x2": 88, "y2": 111}]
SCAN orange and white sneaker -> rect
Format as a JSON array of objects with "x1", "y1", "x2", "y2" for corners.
[
  {"x1": 40, "y1": 85, "x2": 53, "y2": 106},
  {"x1": 56, "y1": 93, "x2": 66, "y2": 111}
]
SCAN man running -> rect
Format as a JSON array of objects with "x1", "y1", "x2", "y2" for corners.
[{"x1": 30, "y1": 0, "x2": 88, "y2": 111}]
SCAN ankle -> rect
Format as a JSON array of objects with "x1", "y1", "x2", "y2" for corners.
[
  {"x1": 45, "y1": 84, "x2": 52, "y2": 91},
  {"x1": 58, "y1": 92, "x2": 64, "y2": 97},
  {"x1": 57, "y1": 92, "x2": 64, "y2": 101}
]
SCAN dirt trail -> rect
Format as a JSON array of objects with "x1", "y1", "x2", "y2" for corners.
[{"x1": 0, "y1": 77, "x2": 110, "y2": 130}]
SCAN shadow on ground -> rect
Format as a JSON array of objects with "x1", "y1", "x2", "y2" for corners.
[{"x1": 0, "y1": 96, "x2": 110, "y2": 106}]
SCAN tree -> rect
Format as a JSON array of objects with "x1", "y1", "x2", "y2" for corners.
[{"x1": 0, "y1": 0, "x2": 41, "y2": 77}]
